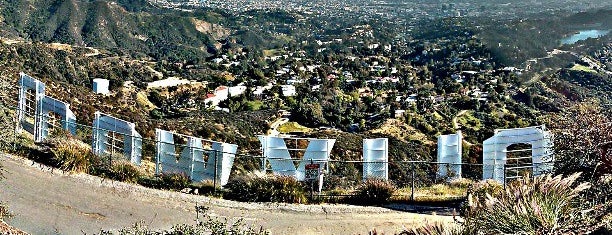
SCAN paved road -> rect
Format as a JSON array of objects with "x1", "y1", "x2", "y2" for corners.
[{"x1": 0, "y1": 154, "x2": 452, "y2": 234}]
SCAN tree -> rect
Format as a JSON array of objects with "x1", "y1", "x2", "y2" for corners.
[
  {"x1": 546, "y1": 102, "x2": 612, "y2": 176},
  {"x1": 291, "y1": 101, "x2": 327, "y2": 127}
]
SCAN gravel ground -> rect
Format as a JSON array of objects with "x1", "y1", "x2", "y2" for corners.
[{"x1": 0, "y1": 153, "x2": 453, "y2": 234}]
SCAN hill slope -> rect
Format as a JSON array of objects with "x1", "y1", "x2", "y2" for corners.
[{"x1": 0, "y1": 0, "x2": 229, "y2": 61}]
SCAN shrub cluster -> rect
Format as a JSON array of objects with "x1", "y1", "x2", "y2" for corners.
[
  {"x1": 351, "y1": 179, "x2": 396, "y2": 205},
  {"x1": 137, "y1": 173, "x2": 191, "y2": 191},
  {"x1": 160, "y1": 173, "x2": 191, "y2": 190},
  {"x1": 107, "y1": 161, "x2": 142, "y2": 183},
  {"x1": 467, "y1": 179, "x2": 503, "y2": 203},
  {"x1": 393, "y1": 173, "x2": 606, "y2": 234},
  {"x1": 224, "y1": 174, "x2": 307, "y2": 203},
  {"x1": 466, "y1": 173, "x2": 592, "y2": 234},
  {"x1": 48, "y1": 138, "x2": 96, "y2": 173},
  {"x1": 191, "y1": 180, "x2": 222, "y2": 196}
]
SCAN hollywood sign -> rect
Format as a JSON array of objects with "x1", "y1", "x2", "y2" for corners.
[{"x1": 16, "y1": 73, "x2": 553, "y2": 186}]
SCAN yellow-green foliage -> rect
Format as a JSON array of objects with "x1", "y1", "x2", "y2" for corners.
[
  {"x1": 570, "y1": 64, "x2": 597, "y2": 73},
  {"x1": 457, "y1": 111, "x2": 482, "y2": 130},
  {"x1": 469, "y1": 179, "x2": 504, "y2": 202},
  {"x1": 277, "y1": 122, "x2": 311, "y2": 133}
]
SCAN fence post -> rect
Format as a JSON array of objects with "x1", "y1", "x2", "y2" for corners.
[
  {"x1": 189, "y1": 139, "x2": 194, "y2": 181},
  {"x1": 503, "y1": 163, "x2": 507, "y2": 190},
  {"x1": 13, "y1": 105, "x2": 18, "y2": 152},
  {"x1": 411, "y1": 162, "x2": 415, "y2": 202},
  {"x1": 155, "y1": 131, "x2": 160, "y2": 176},
  {"x1": 213, "y1": 149, "x2": 218, "y2": 194}
]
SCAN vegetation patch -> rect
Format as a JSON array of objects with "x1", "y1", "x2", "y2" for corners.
[
  {"x1": 570, "y1": 64, "x2": 597, "y2": 73},
  {"x1": 108, "y1": 161, "x2": 142, "y2": 184},
  {"x1": 350, "y1": 179, "x2": 396, "y2": 205},
  {"x1": 457, "y1": 111, "x2": 482, "y2": 131},
  {"x1": 224, "y1": 174, "x2": 307, "y2": 203},
  {"x1": 48, "y1": 138, "x2": 96, "y2": 173},
  {"x1": 394, "y1": 178, "x2": 472, "y2": 202},
  {"x1": 369, "y1": 119, "x2": 432, "y2": 144},
  {"x1": 464, "y1": 173, "x2": 594, "y2": 234},
  {"x1": 392, "y1": 173, "x2": 606, "y2": 234},
  {"x1": 277, "y1": 122, "x2": 311, "y2": 133},
  {"x1": 0, "y1": 202, "x2": 11, "y2": 220}
]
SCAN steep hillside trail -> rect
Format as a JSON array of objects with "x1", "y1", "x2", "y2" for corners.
[
  {"x1": 452, "y1": 110, "x2": 469, "y2": 130},
  {"x1": 0, "y1": 154, "x2": 452, "y2": 234}
]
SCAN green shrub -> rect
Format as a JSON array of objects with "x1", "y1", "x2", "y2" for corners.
[
  {"x1": 224, "y1": 175, "x2": 258, "y2": 201},
  {"x1": 191, "y1": 180, "x2": 222, "y2": 196},
  {"x1": 89, "y1": 154, "x2": 113, "y2": 178},
  {"x1": 108, "y1": 161, "x2": 142, "y2": 183},
  {"x1": 224, "y1": 174, "x2": 307, "y2": 203},
  {"x1": 351, "y1": 179, "x2": 396, "y2": 205},
  {"x1": 134, "y1": 173, "x2": 190, "y2": 191},
  {"x1": 160, "y1": 173, "x2": 191, "y2": 190},
  {"x1": 137, "y1": 176, "x2": 165, "y2": 189},
  {"x1": 466, "y1": 173, "x2": 593, "y2": 234}
]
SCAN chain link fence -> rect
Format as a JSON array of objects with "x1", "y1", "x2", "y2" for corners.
[{"x1": 5, "y1": 98, "x2": 555, "y2": 200}]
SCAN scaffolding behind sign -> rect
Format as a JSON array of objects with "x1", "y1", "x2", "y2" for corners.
[
  {"x1": 16, "y1": 73, "x2": 77, "y2": 142},
  {"x1": 482, "y1": 125, "x2": 554, "y2": 184},
  {"x1": 259, "y1": 136, "x2": 335, "y2": 181},
  {"x1": 38, "y1": 96, "x2": 77, "y2": 141},
  {"x1": 363, "y1": 138, "x2": 389, "y2": 181},
  {"x1": 17, "y1": 73, "x2": 45, "y2": 137},
  {"x1": 201, "y1": 142, "x2": 238, "y2": 186},
  {"x1": 156, "y1": 129, "x2": 238, "y2": 186},
  {"x1": 92, "y1": 112, "x2": 142, "y2": 165}
]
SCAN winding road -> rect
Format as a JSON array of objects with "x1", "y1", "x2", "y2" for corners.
[{"x1": 0, "y1": 154, "x2": 452, "y2": 234}]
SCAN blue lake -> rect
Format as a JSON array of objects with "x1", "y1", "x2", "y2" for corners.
[{"x1": 561, "y1": 30, "x2": 610, "y2": 44}]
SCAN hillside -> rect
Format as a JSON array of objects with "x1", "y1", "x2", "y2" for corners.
[
  {"x1": 477, "y1": 9, "x2": 612, "y2": 66},
  {"x1": 0, "y1": 1, "x2": 609, "y2": 182},
  {"x1": 0, "y1": 0, "x2": 229, "y2": 61}
]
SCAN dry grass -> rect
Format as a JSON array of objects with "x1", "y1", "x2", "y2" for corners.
[
  {"x1": 393, "y1": 178, "x2": 472, "y2": 202},
  {"x1": 48, "y1": 137, "x2": 95, "y2": 173}
]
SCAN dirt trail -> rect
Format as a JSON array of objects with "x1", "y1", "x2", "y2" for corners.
[{"x1": 0, "y1": 154, "x2": 452, "y2": 234}]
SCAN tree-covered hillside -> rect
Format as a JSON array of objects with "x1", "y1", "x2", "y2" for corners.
[{"x1": 0, "y1": 0, "x2": 228, "y2": 61}]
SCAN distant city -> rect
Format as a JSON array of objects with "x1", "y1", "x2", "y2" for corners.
[{"x1": 153, "y1": 0, "x2": 612, "y2": 22}]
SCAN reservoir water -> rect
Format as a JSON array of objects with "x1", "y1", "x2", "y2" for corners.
[{"x1": 561, "y1": 30, "x2": 610, "y2": 44}]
